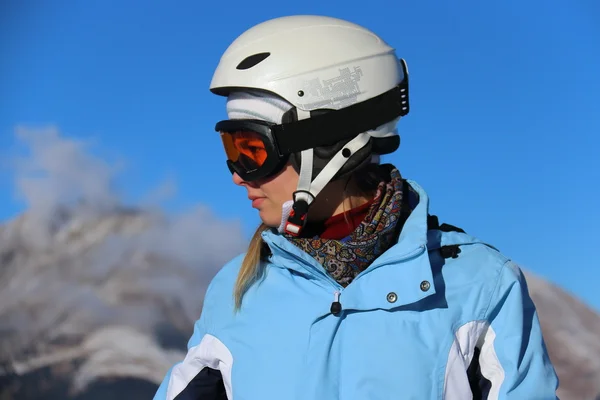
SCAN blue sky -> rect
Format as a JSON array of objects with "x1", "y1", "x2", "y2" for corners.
[{"x1": 1, "y1": 0, "x2": 599, "y2": 310}]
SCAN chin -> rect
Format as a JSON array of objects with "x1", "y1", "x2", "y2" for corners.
[{"x1": 258, "y1": 209, "x2": 282, "y2": 228}]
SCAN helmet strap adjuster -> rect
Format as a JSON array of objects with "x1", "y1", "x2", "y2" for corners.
[{"x1": 284, "y1": 194, "x2": 311, "y2": 236}]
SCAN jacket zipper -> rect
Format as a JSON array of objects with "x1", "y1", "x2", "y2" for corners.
[
  {"x1": 269, "y1": 241, "x2": 345, "y2": 317},
  {"x1": 330, "y1": 290, "x2": 342, "y2": 315}
]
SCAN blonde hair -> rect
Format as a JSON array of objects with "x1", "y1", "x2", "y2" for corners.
[{"x1": 234, "y1": 223, "x2": 270, "y2": 310}]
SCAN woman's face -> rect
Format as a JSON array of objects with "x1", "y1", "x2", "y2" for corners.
[{"x1": 232, "y1": 163, "x2": 299, "y2": 227}]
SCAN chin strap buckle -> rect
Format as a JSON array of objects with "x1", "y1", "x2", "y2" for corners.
[
  {"x1": 284, "y1": 200, "x2": 309, "y2": 236},
  {"x1": 283, "y1": 192, "x2": 312, "y2": 236}
]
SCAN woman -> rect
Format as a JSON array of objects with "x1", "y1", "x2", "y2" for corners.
[{"x1": 155, "y1": 15, "x2": 559, "y2": 399}]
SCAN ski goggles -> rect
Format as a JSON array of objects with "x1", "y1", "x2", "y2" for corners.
[{"x1": 217, "y1": 119, "x2": 289, "y2": 182}]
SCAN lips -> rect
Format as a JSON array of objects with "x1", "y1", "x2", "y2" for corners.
[{"x1": 248, "y1": 194, "x2": 266, "y2": 208}]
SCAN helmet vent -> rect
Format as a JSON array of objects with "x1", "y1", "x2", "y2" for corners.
[{"x1": 236, "y1": 52, "x2": 271, "y2": 70}]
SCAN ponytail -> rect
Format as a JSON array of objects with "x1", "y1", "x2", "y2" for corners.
[{"x1": 233, "y1": 223, "x2": 270, "y2": 310}]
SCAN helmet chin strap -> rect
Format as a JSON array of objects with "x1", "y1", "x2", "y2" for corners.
[
  {"x1": 276, "y1": 146, "x2": 313, "y2": 233},
  {"x1": 281, "y1": 132, "x2": 372, "y2": 235}
]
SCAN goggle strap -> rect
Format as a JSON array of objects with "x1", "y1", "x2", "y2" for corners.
[{"x1": 274, "y1": 60, "x2": 409, "y2": 155}]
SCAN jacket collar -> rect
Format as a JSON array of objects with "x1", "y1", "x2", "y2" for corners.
[{"x1": 261, "y1": 180, "x2": 436, "y2": 310}]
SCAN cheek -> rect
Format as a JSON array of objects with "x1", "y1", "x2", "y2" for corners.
[
  {"x1": 260, "y1": 165, "x2": 298, "y2": 205},
  {"x1": 255, "y1": 165, "x2": 299, "y2": 227}
]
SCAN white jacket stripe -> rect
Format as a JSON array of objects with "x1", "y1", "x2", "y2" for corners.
[{"x1": 166, "y1": 334, "x2": 234, "y2": 399}]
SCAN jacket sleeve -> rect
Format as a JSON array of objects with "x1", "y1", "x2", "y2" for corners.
[
  {"x1": 471, "y1": 261, "x2": 560, "y2": 399},
  {"x1": 153, "y1": 282, "x2": 229, "y2": 400}
]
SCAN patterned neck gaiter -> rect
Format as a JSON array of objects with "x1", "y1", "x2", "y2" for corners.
[{"x1": 285, "y1": 166, "x2": 417, "y2": 287}]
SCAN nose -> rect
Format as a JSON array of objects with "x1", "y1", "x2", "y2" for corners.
[
  {"x1": 233, "y1": 172, "x2": 260, "y2": 188},
  {"x1": 232, "y1": 172, "x2": 245, "y2": 186}
]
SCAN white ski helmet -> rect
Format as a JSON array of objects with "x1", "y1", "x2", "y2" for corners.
[{"x1": 210, "y1": 15, "x2": 409, "y2": 236}]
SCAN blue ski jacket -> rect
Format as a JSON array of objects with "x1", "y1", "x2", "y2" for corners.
[{"x1": 154, "y1": 180, "x2": 559, "y2": 399}]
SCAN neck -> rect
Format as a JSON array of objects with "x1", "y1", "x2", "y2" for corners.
[{"x1": 308, "y1": 177, "x2": 374, "y2": 222}]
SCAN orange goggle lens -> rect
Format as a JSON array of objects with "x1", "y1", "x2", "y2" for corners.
[{"x1": 220, "y1": 130, "x2": 268, "y2": 171}]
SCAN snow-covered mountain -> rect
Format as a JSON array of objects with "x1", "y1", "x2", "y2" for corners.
[{"x1": 0, "y1": 203, "x2": 247, "y2": 399}]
